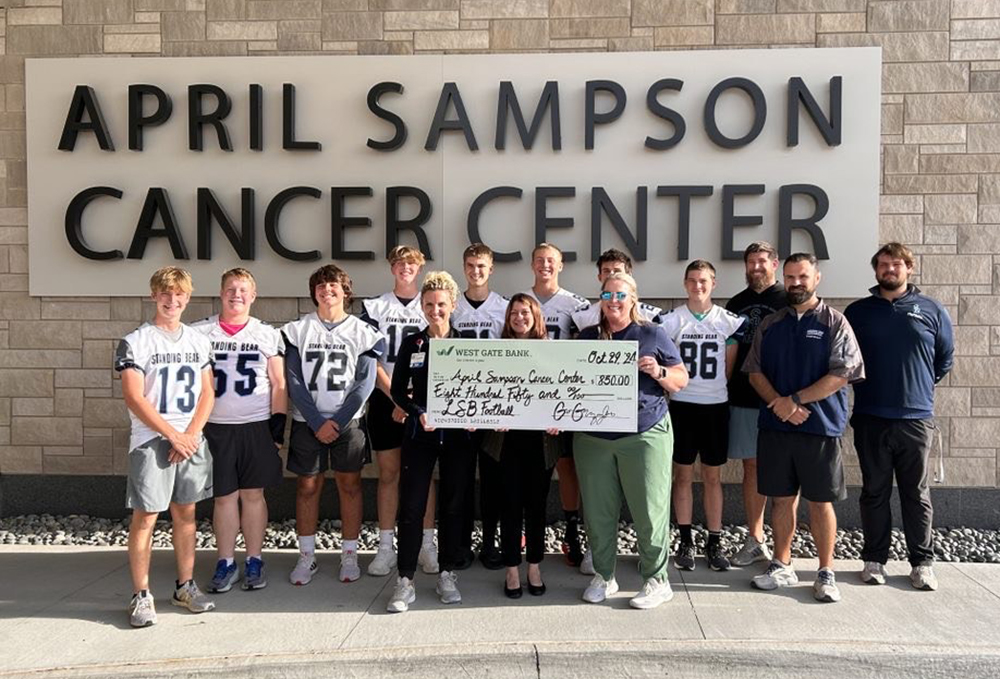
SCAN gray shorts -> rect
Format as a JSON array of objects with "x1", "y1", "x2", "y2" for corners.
[
  {"x1": 727, "y1": 406, "x2": 760, "y2": 460},
  {"x1": 126, "y1": 437, "x2": 214, "y2": 513}
]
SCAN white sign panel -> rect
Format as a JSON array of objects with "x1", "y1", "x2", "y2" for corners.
[
  {"x1": 426, "y1": 338, "x2": 638, "y2": 432},
  {"x1": 25, "y1": 49, "x2": 881, "y2": 298}
]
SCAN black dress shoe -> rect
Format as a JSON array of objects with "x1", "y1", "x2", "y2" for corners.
[
  {"x1": 454, "y1": 548, "x2": 475, "y2": 571},
  {"x1": 504, "y1": 583, "x2": 523, "y2": 599},
  {"x1": 479, "y1": 545, "x2": 505, "y2": 571},
  {"x1": 527, "y1": 581, "x2": 546, "y2": 596}
]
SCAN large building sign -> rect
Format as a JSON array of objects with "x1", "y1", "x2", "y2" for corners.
[{"x1": 26, "y1": 49, "x2": 880, "y2": 297}]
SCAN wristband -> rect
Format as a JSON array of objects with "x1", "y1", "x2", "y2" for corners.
[
  {"x1": 269, "y1": 413, "x2": 287, "y2": 445},
  {"x1": 659, "y1": 366, "x2": 667, "y2": 380},
  {"x1": 791, "y1": 392, "x2": 802, "y2": 406}
]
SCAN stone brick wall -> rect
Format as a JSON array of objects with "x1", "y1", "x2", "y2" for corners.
[{"x1": 0, "y1": 0, "x2": 998, "y2": 489}]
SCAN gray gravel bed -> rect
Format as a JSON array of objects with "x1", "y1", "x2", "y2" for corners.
[{"x1": 2, "y1": 514, "x2": 999, "y2": 563}]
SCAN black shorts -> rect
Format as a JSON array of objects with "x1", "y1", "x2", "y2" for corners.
[
  {"x1": 366, "y1": 389, "x2": 405, "y2": 452},
  {"x1": 669, "y1": 400, "x2": 729, "y2": 467},
  {"x1": 287, "y1": 419, "x2": 370, "y2": 475},
  {"x1": 203, "y1": 421, "x2": 283, "y2": 497},
  {"x1": 756, "y1": 428, "x2": 847, "y2": 502}
]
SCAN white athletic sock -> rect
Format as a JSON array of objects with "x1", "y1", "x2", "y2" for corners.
[
  {"x1": 422, "y1": 528, "x2": 435, "y2": 546},
  {"x1": 342, "y1": 539, "x2": 358, "y2": 554},
  {"x1": 379, "y1": 529, "x2": 395, "y2": 550},
  {"x1": 222, "y1": 557, "x2": 235, "y2": 567},
  {"x1": 298, "y1": 535, "x2": 316, "y2": 555},
  {"x1": 245, "y1": 555, "x2": 261, "y2": 563}
]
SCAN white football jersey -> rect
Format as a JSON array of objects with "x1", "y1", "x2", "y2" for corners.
[
  {"x1": 451, "y1": 291, "x2": 508, "y2": 340},
  {"x1": 660, "y1": 305, "x2": 747, "y2": 404},
  {"x1": 282, "y1": 313, "x2": 385, "y2": 423},
  {"x1": 191, "y1": 316, "x2": 284, "y2": 425},
  {"x1": 361, "y1": 292, "x2": 427, "y2": 377},
  {"x1": 571, "y1": 300, "x2": 663, "y2": 335},
  {"x1": 114, "y1": 323, "x2": 213, "y2": 451},
  {"x1": 524, "y1": 288, "x2": 590, "y2": 340}
]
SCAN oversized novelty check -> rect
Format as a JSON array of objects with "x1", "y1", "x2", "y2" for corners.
[{"x1": 426, "y1": 339, "x2": 638, "y2": 432}]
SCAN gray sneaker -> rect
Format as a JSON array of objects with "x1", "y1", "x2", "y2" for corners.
[
  {"x1": 208, "y1": 559, "x2": 239, "y2": 593},
  {"x1": 732, "y1": 535, "x2": 772, "y2": 567},
  {"x1": 910, "y1": 565, "x2": 939, "y2": 591},
  {"x1": 751, "y1": 559, "x2": 798, "y2": 590},
  {"x1": 813, "y1": 568, "x2": 842, "y2": 603},
  {"x1": 128, "y1": 591, "x2": 157, "y2": 628},
  {"x1": 172, "y1": 580, "x2": 216, "y2": 613},
  {"x1": 860, "y1": 561, "x2": 887, "y2": 585},
  {"x1": 242, "y1": 557, "x2": 267, "y2": 591},
  {"x1": 436, "y1": 570, "x2": 462, "y2": 604}
]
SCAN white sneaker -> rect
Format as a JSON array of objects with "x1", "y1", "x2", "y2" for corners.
[
  {"x1": 860, "y1": 561, "x2": 887, "y2": 585},
  {"x1": 386, "y1": 576, "x2": 415, "y2": 613},
  {"x1": 751, "y1": 559, "x2": 798, "y2": 590},
  {"x1": 582, "y1": 574, "x2": 619, "y2": 603},
  {"x1": 419, "y1": 542, "x2": 440, "y2": 574},
  {"x1": 629, "y1": 577, "x2": 674, "y2": 609},
  {"x1": 813, "y1": 567, "x2": 842, "y2": 603},
  {"x1": 731, "y1": 534, "x2": 772, "y2": 567},
  {"x1": 339, "y1": 550, "x2": 361, "y2": 583},
  {"x1": 579, "y1": 549, "x2": 596, "y2": 576},
  {"x1": 289, "y1": 553, "x2": 318, "y2": 586},
  {"x1": 436, "y1": 570, "x2": 462, "y2": 604},
  {"x1": 368, "y1": 547, "x2": 397, "y2": 577},
  {"x1": 910, "y1": 564, "x2": 939, "y2": 591}
]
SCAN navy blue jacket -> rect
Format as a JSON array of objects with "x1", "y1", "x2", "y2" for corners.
[
  {"x1": 743, "y1": 300, "x2": 865, "y2": 437},
  {"x1": 844, "y1": 285, "x2": 954, "y2": 419}
]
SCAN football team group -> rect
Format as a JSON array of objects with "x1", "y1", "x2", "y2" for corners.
[{"x1": 115, "y1": 239, "x2": 953, "y2": 627}]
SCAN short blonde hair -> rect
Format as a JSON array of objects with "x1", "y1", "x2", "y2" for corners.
[
  {"x1": 388, "y1": 245, "x2": 426, "y2": 267},
  {"x1": 149, "y1": 266, "x2": 193, "y2": 295},
  {"x1": 220, "y1": 267, "x2": 256, "y2": 290},
  {"x1": 598, "y1": 271, "x2": 644, "y2": 339},
  {"x1": 531, "y1": 242, "x2": 562, "y2": 263},
  {"x1": 420, "y1": 270, "x2": 459, "y2": 305}
]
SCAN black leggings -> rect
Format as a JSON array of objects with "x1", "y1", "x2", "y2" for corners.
[
  {"x1": 499, "y1": 431, "x2": 554, "y2": 567},
  {"x1": 397, "y1": 431, "x2": 476, "y2": 579}
]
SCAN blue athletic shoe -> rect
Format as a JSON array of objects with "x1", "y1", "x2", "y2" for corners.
[
  {"x1": 242, "y1": 557, "x2": 267, "y2": 591},
  {"x1": 208, "y1": 559, "x2": 239, "y2": 593}
]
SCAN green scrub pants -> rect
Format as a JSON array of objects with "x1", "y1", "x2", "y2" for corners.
[{"x1": 574, "y1": 414, "x2": 674, "y2": 583}]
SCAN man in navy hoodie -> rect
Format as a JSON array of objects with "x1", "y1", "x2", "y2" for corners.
[
  {"x1": 743, "y1": 253, "x2": 865, "y2": 603},
  {"x1": 845, "y1": 243, "x2": 954, "y2": 592}
]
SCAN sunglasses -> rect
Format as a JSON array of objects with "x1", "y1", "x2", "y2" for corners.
[{"x1": 600, "y1": 291, "x2": 629, "y2": 301}]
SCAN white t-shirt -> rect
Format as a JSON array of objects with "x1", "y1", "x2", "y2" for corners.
[
  {"x1": 361, "y1": 292, "x2": 427, "y2": 378},
  {"x1": 524, "y1": 287, "x2": 590, "y2": 340},
  {"x1": 115, "y1": 323, "x2": 213, "y2": 451},
  {"x1": 282, "y1": 313, "x2": 385, "y2": 423},
  {"x1": 571, "y1": 300, "x2": 663, "y2": 335},
  {"x1": 660, "y1": 305, "x2": 747, "y2": 404},
  {"x1": 451, "y1": 291, "x2": 509, "y2": 340},
  {"x1": 191, "y1": 316, "x2": 284, "y2": 425}
]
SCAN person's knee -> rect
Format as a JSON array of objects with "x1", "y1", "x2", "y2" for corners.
[
  {"x1": 169, "y1": 502, "x2": 196, "y2": 524},
  {"x1": 239, "y1": 488, "x2": 265, "y2": 506},
  {"x1": 743, "y1": 458, "x2": 757, "y2": 474},
  {"x1": 702, "y1": 466, "x2": 722, "y2": 486},
  {"x1": 337, "y1": 473, "x2": 363, "y2": 499},
  {"x1": 131, "y1": 510, "x2": 158, "y2": 530},
  {"x1": 215, "y1": 491, "x2": 239, "y2": 508},
  {"x1": 673, "y1": 463, "x2": 694, "y2": 484},
  {"x1": 297, "y1": 475, "x2": 323, "y2": 499}
]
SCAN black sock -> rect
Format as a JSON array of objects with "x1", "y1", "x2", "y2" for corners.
[
  {"x1": 133, "y1": 589, "x2": 149, "y2": 599},
  {"x1": 175, "y1": 579, "x2": 192, "y2": 590},
  {"x1": 679, "y1": 524, "x2": 693, "y2": 545},
  {"x1": 564, "y1": 510, "x2": 580, "y2": 542},
  {"x1": 708, "y1": 531, "x2": 721, "y2": 549}
]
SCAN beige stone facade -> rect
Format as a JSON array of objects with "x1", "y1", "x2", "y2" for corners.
[{"x1": 0, "y1": 0, "x2": 998, "y2": 490}]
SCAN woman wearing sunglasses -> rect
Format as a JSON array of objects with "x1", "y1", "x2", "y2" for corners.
[
  {"x1": 482, "y1": 294, "x2": 561, "y2": 598},
  {"x1": 574, "y1": 272, "x2": 689, "y2": 609}
]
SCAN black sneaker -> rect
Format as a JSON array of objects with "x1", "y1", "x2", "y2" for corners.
[
  {"x1": 707, "y1": 543, "x2": 731, "y2": 572},
  {"x1": 673, "y1": 541, "x2": 696, "y2": 571},
  {"x1": 453, "y1": 547, "x2": 475, "y2": 571},
  {"x1": 478, "y1": 544, "x2": 504, "y2": 570}
]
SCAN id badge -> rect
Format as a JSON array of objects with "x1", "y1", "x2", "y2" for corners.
[{"x1": 410, "y1": 351, "x2": 426, "y2": 368}]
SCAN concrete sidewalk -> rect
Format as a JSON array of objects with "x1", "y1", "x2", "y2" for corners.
[{"x1": 1, "y1": 547, "x2": 999, "y2": 678}]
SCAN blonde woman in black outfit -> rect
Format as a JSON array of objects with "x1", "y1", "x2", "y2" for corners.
[
  {"x1": 483, "y1": 294, "x2": 561, "y2": 598},
  {"x1": 386, "y1": 271, "x2": 477, "y2": 613}
]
